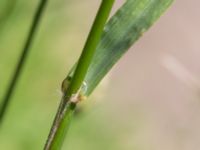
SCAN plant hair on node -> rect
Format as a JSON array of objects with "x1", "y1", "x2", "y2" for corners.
[{"x1": 69, "y1": 81, "x2": 88, "y2": 103}]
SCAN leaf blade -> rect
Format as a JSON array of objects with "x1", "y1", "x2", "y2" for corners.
[{"x1": 67, "y1": 0, "x2": 174, "y2": 96}]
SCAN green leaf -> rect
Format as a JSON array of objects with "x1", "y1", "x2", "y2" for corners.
[{"x1": 66, "y1": 0, "x2": 174, "y2": 96}]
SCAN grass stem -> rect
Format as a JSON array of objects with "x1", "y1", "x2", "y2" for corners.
[
  {"x1": 44, "y1": 0, "x2": 115, "y2": 149},
  {"x1": 66, "y1": 0, "x2": 115, "y2": 96},
  {"x1": 0, "y1": 0, "x2": 48, "y2": 124}
]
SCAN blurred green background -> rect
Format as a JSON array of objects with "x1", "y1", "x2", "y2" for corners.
[{"x1": 1, "y1": 0, "x2": 200, "y2": 150}]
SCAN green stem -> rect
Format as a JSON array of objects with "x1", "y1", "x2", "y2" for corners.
[
  {"x1": 0, "y1": 0, "x2": 48, "y2": 124},
  {"x1": 44, "y1": 99, "x2": 76, "y2": 150},
  {"x1": 44, "y1": 0, "x2": 115, "y2": 149},
  {"x1": 66, "y1": 0, "x2": 115, "y2": 96}
]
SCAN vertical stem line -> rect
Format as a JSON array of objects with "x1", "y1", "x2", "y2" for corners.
[
  {"x1": 66, "y1": 0, "x2": 115, "y2": 96},
  {"x1": 0, "y1": 0, "x2": 48, "y2": 123},
  {"x1": 44, "y1": 0, "x2": 115, "y2": 149}
]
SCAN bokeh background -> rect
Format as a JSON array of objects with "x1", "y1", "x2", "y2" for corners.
[{"x1": 0, "y1": 0, "x2": 200, "y2": 149}]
